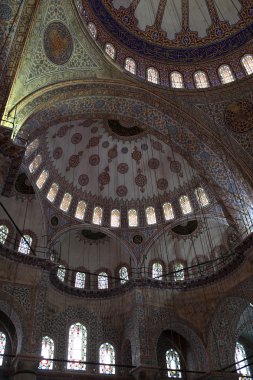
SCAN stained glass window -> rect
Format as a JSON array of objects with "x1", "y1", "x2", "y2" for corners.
[
  {"x1": 124, "y1": 58, "x2": 136, "y2": 74},
  {"x1": 163, "y1": 202, "x2": 174, "y2": 221},
  {"x1": 146, "y1": 207, "x2": 157, "y2": 225},
  {"x1": 25, "y1": 139, "x2": 39, "y2": 157},
  {"x1": 179, "y1": 195, "x2": 192, "y2": 215},
  {"x1": 38, "y1": 336, "x2": 54, "y2": 370},
  {"x1": 0, "y1": 332, "x2": 6, "y2": 366},
  {"x1": 152, "y1": 262, "x2": 163, "y2": 280},
  {"x1": 174, "y1": 263, "x2": 184, "y2": 281},
  {"x1": 75, "y1": 201, "x2": 86, "y2": 220},
  {"x1": 218, "y1": 65, "x2": 235, "y2": 84},
  {"x1": 0, "y1": 225, "x2": 8, "y2": 245},
  {"x1": 60, "y1": 193, "x2": 72, "y2": 212},
  {"x1": 241, "y1": 54, "x2": 253, "y2": 75},
  {"x1": 235, "y1": 342, "x2": 251, "y2": 380},
  {"x1": 67, "y1": 323, "x2": 87, "y2": 371},
  {"x1": 36, "y1": 170, "x2": 49, "y2": 189},
  {"x1": 18, "y1": 235, "x2": 32, "y2": 255},
  {"x1": 57, "y1": 265, "x2": 66, "y2": 282},
  {"x1": 111, "y1": 209, "x2": 120, "y2": 228},
  {"x1": 88, "y1": 22, "x2": 97, "y2": 38},
  {"x1": 29, "y1": 154, "x2": 42, "y2": 173},
  {"x1": 147, "y1": 67, "x2": 159, "y2": 84},
  {"x1": 99, "y1": 343, "x2": 115, "y2": 374},
  {"x1": 98, "y1": 272, "x2": 108, "y2": 289},
  {"x1": 47, "y1": 183, "x2": 59, "y2": 203},
  {"x1": 128, "y1": 209, "x2": 138, "y2": 227},
  {"x1": 75, "y1": 272, "x2": 85, "y2": 288},
  {"x1": 195, "y1": 187, "x2": 209, "y2": 207},
  {"x1": 119, "y1": 267, "x2": 129, "y2": 284},
  {"x1": 92, "y1": 207, "x2": 103, "y2": 225},
  {"x1": 166, "y1": 349, "x2": 182, "y2": 378},
  {"x1": 105, "y1": 43, "x2": 116, "y2": 59},
  {"x1": 170, "y1": 72, "x2": 184, "y2": 88},
  {"x1": 194, "y1": 71, "x2": 209, "y2": 88}
]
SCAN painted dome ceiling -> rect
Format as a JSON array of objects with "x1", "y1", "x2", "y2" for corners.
[{"x1": 83, "y1": 0, "x2": 253, "y2": 62}]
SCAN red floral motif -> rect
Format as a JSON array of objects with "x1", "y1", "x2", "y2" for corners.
[
  {"x1": 71, "y1": 133, "x2": 82, "y2": 144},
  {"x1": 148, "y1": 158, "x2": 160, "y2": 169},
  {"x1": 116, "y1": 185, "x2": 128, "y2": 197},
  {"x1": 131, "y1": 146, "x2": 142, "y2": 165},
  {"x1": 167, "y1": 156, "x2": 183, "y2": 177},
  {"x1": 53, "y1": 124, "x2": 71, "y2": 138},
  {"x1": 151, "y1": 139, "x2": 164, "y2": 153},
  {"x1": 117, "y1": 163, "x2": 129, "y2": 174},
  {"x1": 78, "y1": 174, "x2": 89, "y2": 186},
  {"x1": 86, "y1": 135, "x2": 102, "y2": 148},
  {"x1": 53, "y1": 147, "x2": 63, "y2": 159},
  {"x1": 66, "y1": 151, "x2": 83, "y2": 171},
  {"x1": 108, "y1": 145, "x2": 118, "y2": 162},
  {"x1": 157, "y1": 178, "x2": 168, "y2": 190},
  {"x1": 135, "y1": 169, "x2": 147, "y2": 193},
  {"x1": 98, "y1": 167, "x2": 110, "y2": 190},
  {"x1": 89, "y1": 154, "x2": 100, "y2": 166}
]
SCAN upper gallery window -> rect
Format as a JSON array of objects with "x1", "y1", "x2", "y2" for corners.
[
  {"x1": 18, "y1": 234, "x2": 32, "y2": 255},
  {"x1": 152, "y1": 262, "x2": 163, "y2": 280},
  {"x1": 67, "y1": 323, "x2": 87, "y2": 371},
  {"x1": 166, "y1": 349, "x2": 182, "y2": 378},
  {"x1": 47, "y1": 183, "x2": 59, "y2": 203},
  {"x1": 163, "y1": 202, "x2": 174, "y2": 221},
  {"x1": 218, "y1": 65, "x2": 235, "y2": 84},
  {"x1": 75, "y1": 201, "x2": 87, "y2": 220},
  {"x1": 0, "y1": 225, "x2": 8, "y2": 245},
  {"x1": 38, "y1": 336, "x2": 54, "y2": 370},
  {"x1": 29, "y1": 154, "x2": 42, "y2": 173},
  {"x1": 119, "y1": 267, "x2": 129, "y2": 284},
  {"x1": 146, "y1": 207, "x2": 157, "y2": 225},
  {"x1": 195, "y1": 187, "x2": 209, "y2": 207},
  {"x1": 147, "y1": 67, "x2": 159, "y2": 84},
  {"x1": 99, "y1": 343, "x2": 116, "y2": 374},
  {"x1": 92, "y1": 207, "x2": 103, "y2": 225},
  {"x1": 128, "y1": 209, "x2": 138, "y2": 227},
  {"x1": 179, "y1": 195, "x2": 192, "y2": 215},
  {"x1": 98, "y1": 272, "x2": 108, "y2": 289},
  {"x1": 194, "y1": 71, "x2": 210, "y2": 88},
  {"x1": 88, "y1": 22, "x2": 97, "y2": 39},
  {"x1": 75, "y1": 272, "x2": 85, "y2": 289},
  {"x1": 105, "y1": 43, "x2": 116, "y2": 59},
  {"x1": 0, "y1": 332, "x2": 6, "y2": 366},
  {"x1": 110, "y1": 209, "x2": 120, "y2": 228},
  {"x1": 173, "y1": 263, "x2": 185, "y2": 281},
  {"x1": 241, "y1": 54, "x2": 253, "y2": 75},
  {"x1": 57, "y1": 265, "x2": 66, "y2": 282},
  {"x1": 170, "y1": 71, "x2": 184, "y2": 88},
  {"x1": 25, "y1": 139, "x2": 39, "y2": 158},
  {"x1": 36, "y1": 170, "x2": 49, "y2": 189},
  {"x1": 60, "y1": 193, "x2": 72, "y2": 212},
  {"x1": 235, "y1": 342, "x2": 251, "y2": 379},
  {"x1": 124, "y1": 57, "x2": 136, "y2": 74}
]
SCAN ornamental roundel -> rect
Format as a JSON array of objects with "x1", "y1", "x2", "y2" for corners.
[
  {"x1": 135, "y1": 170, "x2": 147, "y2": 192},
  {"x1": 53, "y1": 147, "x2": 63, "y2": 159},
  {"x1": 86, "y1": 136, "x2": 101, "y2": 148},
  {"x1": 78, "y1": 174, "x2": 89, "y2": 186},
  {"x1": 44, "y1": 22, "x2": 73, "y2": 65},
  {"x1": 224, "y1": 101, "x2": 253, "y2": 133},
  {"x1": 148, "y1": 158, "x2": 160, "y2": 170},
  {"x1": 71, "y1": 133, "x2": 82, "y2": 144},
  {"x1": 91, "y1": 126, "x2": 98, "y2": 134},
  {"x1": 170, "y1": 160, "x2": 182, "y2": 173},
  {"x1": 0, "y1": 3, "x2": 12, "y2": 20},
  {"x1": 102, "y1": 141, "x2": 109, "y2": 148},
  {"x1": 121, "y1": 147, "x2": 128, "y2": 154},
  {"x1": 157, "y1": 178, "x2": 168, "y2": 190},
  {"x1": 89, "y1": 154, "x2": 100, "y2": 166},
  {"x1": 117, "y1": 163, "x2": 129, "y2": 174},
  {"x1": 116, "y1": 185, "x2": 128, "y2": 197}
]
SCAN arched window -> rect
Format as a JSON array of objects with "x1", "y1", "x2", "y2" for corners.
[
  {"x1": 105, "y1": 43, "x2": 116, "y2": 59},
  {"x1": 99, "y1": 343, "x2": 115, "y2": 374},
  {"x1": 163, "y1": 202, "x2": 174, "y2": 221},
  {"x1": 60, "y1": 193, "x2": 72, "y2": 212},
  {"x1": 218, "y1": 64, "x2": 235, "y2": 84},
  {"x1": 39, "y1": 336, "x2": 54, "y2": 370},
  {"x1": 195, "y1": 187, "x2": 209, "y2": 207},
  {"x1": 146, "y1": 207, "x2": 157, "y2": 225},
  {"x1": 170, "y1": 72, "x2": 184, "y2": 88},
  {"x1": 0, "y1": 332, "x2": 6, "y2": 366},
  {"x1": 124, "y1": 57, "x2": 136, "y2": 74},
  {"x1": 174, "y1": 263, "x2": 184, "y2": 281},
  {"x1": 47, "y1": 183, "x2": 59, "y2": 203},
  {"x1": 194, "y1": 71, "x2": 209, "y2": 88},
  {"x1": 98, "y1": 272, "x2": 108, "y2": 289},
  {"x1": 128, "y1": 209, "x2": 138, "y2": 227},
  {"x1": 179, "y1": 195, "x2": 192, "y2": 215},
  {"x1": 119, "y1": 267, "x2": 129, "y2": 284},
  {"x1": 241, "y1": 54, "x2": 253, "y2": 75},
  {"x1": 166, "y1": 349, "x2": 182, "y2": 378},
  {"x1": 147, "y1": 67, "x2": 159, "y2": 84},
  {"x1": 36, "y1": 170, "x2": 49, "y2": 189},
  {"x1": 152, "y1": 262, "x2": 163, "y2": 280},
  {"x1": 75, "y1": 201, "x2": 86, "y2": 220},
  {"x1": 92, "y1": 206, "x2": 103, "y2": 225},
  {"x1": 235, "y1": 342, "x2": 251, "y2": 379},
  {"x1": 111, "y1": 209, "x2": 120, "y2": 228},
  {"x1": 18, "y1": 234, "x2": 32, "y2": 254},
  {"x1": 88, "y1": 22, "x2": 97, "y2": 38},
  {"x1": 29, "y1": 154, "x2": 42, "y2": 173},
  {"x1": 0, "y1": 225, "x2": 8, "y2": 245},
  {"x1": 57, "y1": 265, "x2": 66, "y2": 282},
  {"x1": 75, "y1": 272, "x2": 85, "y2": 288},
  {"x1": 25, "y1": 139, "x2": 39, "y2": 158},
  {"x1": 67, "y1": 323, "x2": 87, "y2": 371}
]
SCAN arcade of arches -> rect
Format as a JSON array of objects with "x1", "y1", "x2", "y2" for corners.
[{"x1": 1, "y1": 1, "x2": 253, "y2": 379}]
